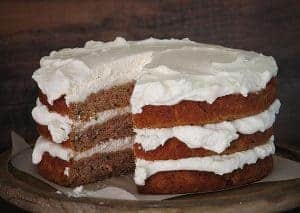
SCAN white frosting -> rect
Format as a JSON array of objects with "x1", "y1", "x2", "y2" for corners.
[
  {"x1": 32, "y1": 37, "x2": 277, "y2": 111},
  {"x1": 32, "y1": 99, "x2": 130, "y2": 143},
  {"x1": 134, "y1": 136, "x2": 275, "y2": 185},
  {"x1": 73, "y1": 136, "x2": 133, "y2": 161},
  {"x1": 131, "y1": 47, "x2": 277, "y2": 113},
  {"x1": 80, "y1": 106, "x2": 130, "y2": 130},
  {"x1": 32, "y1": 136, "x2": 134, "y2": 164},
  {"x1": 73, "y1": 186, "x2": 84, "y2": 194},
  {"x1": 232, "y1": 99, "x2": 281, "y2": 134},
  {"x1": 32, "y1": 37, "x2": 153, "y2": 105},
  {"x1": 135, "y1": 100, "x2": 280, "y2": 153},
  {"x1": 32, "y1": 98, "x2": 73, "y2": 143},
  {"x1": 32, "y1": 136, "x2": 74, "y2": 164},
  {"x1": 64, "y1": 167, "x2": 70, "y2": 177},
  {"x1": 136, "y1": 122, "x2": 238, "y2": 153}
]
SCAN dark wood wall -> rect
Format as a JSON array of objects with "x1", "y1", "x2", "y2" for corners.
[{"x1": 0, "y1": 0, "x2": 299, "y2": 152}]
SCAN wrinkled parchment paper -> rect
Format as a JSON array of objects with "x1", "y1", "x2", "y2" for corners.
[{"x1": 10, "y1": 131, "x2": 300, "y2": 201}]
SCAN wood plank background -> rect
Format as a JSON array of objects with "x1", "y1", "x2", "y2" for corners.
[{"x1": 0, "y1": 0, "x2": 299, "y2": 152}]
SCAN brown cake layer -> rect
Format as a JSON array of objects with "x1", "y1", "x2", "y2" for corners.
[
  {"x1": 38, "y1": 148, "x2": 134, "y2": 187},
  {"x1": 133, "y1": 77, "x2": 277, "y2": 128},
  {"x1": 137, "y1": 155, "x2": 273, "y2": 194},
  {"x1": 134, "y1": 128, "x2": 273, "y2": 160},
  {"x1": 39, "y1": 82, "x2": 134, "y2": 121},
  {"x1": 37, "y1": 113, "x2": 134, "y2": 151}
]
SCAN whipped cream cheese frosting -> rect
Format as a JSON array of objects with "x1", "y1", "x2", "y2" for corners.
[
  {"x1": 64, "y1": 167, "x2": 70, "y2": 177},
  {"x1": 32, "y1": 37, "x2": 277, "y2": 112},
  {"x1": 32, "y1": 98, "x2": 72, "y2": 143},
  {"x1": 135, "y1": 100, "x2": 280, "y2": 153},
  {"x1": 32, "y1": 98, "x2": 130, "y2": 143},
  {"x1": 32, "y1": 136, "x2": 134, "y2": 164},
  {"x1": 134, "y1": 136, "x2": 275, "y2": 185}
]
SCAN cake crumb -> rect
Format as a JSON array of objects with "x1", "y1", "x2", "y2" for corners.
[
  {"x1": 64, "y1": 167, "x2": 70, "y2": 177},
  {"x1": 73, "y1": 185, "x2": 83, "y2": 194}
]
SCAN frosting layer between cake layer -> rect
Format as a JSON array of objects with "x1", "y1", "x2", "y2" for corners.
[
  {"x1": 135, "y1": 100, "x2": 280, "y2": 153},
  {"x1": 32, "y1": 98, "x2": 130, "y2": 143},
  {"x1": 32, "y1": 37, "x2": 277, "y2": 113},
  {"x1": 32, "y1": 99, "x2": 72, "y2": 143},
  {"x1": 134, "y1": 136, "x2": 275, "y2": 185},
  {"x1": 32, "y1": 136, "x2": 134, "y2": 164}
]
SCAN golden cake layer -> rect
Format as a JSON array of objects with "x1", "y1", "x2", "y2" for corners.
[
  {"x1": 133, "y1": 78, "x2": 276, "y2": 128},
  {"x1": 137, "y1": 156, "x2": 273, "y2": 194}
]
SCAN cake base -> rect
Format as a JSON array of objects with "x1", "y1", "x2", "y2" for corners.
[
  {"x1": 137, "y1": 156, "x2": 273, "y2": 194},
  {"x1": 38, "y1": 148, "x2": 134, "y2": 187}
]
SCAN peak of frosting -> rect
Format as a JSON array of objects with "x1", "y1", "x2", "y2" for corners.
[{"x1": 32, "y1": 37, "x2": 277, "y2": 107}]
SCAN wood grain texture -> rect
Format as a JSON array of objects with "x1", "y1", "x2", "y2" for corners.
[{"x1": 0, "y1": 0, "x2": 300, "y2": 151}]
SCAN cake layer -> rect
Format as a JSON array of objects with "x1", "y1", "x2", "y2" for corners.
[
  {"x1": 38, "y1": 82, "x2": 134, "y2": 121},
  {"x1": 137, "y1": 156, "x2": 273, "y2": 194},
  {"x1": 134, "y1": 128, "x2": 273, "y2": 160},
  {"x1": 134, "y1": 137, "x2": 274, "y2": 185},
  {"x1": 32, "y1": 136, "x2": 134, "y2": 164},
  {"x1": 37, "y1": 113, "x2": 134, "y2": 151},
  {"x1": 69, "y1": 113, "x2": 134, "y2": 151},
  {"x1": 135, "y1": 100, "x2": 279, "y2": 153},
  {"x1": 133, "y1": 77, "x2": 276, "y2": 128},
  {"x1": 38, "y1": 149, "x2": 134, "y2": 187},
  {"x1": 32, "y1": 98, "x2": 72, "y2": 143}
]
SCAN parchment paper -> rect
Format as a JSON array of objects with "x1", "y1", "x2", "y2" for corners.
[{"x1": 10, "y1": 131, "x2": 300, "y2": 201}]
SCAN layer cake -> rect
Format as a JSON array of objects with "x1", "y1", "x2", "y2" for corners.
[{"x1": 31, "y1": 37, "x2": 280, "y2": 193}]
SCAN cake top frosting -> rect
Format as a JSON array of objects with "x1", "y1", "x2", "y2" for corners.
[{"x1": 32, "y1": 37, "x2": 278, "y2": 112}]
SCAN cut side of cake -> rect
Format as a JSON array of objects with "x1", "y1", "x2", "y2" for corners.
[
  {"x1": 31, "y1": 37, "x2": 280, "y2": 193},
  {"x1": 31, "y1": 82, "x2": 135, "y2": 186}
]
